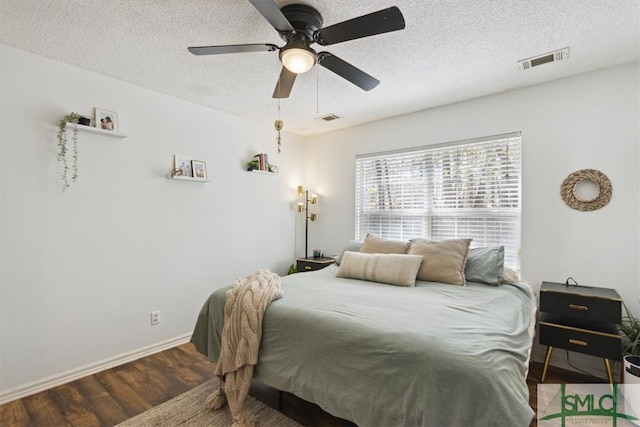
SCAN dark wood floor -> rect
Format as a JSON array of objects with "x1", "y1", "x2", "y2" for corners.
[{"x1": 0, "y1": 342, "x2": 609, "y2": 427}]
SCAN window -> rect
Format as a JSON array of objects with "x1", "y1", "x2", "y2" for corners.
[{"x1": 355, "y1": 132, "x2": 521, "y2": 268}]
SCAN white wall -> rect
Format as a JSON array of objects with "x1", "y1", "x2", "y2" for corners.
[
  {"x1": 304, "y1": 62, "x2": 640, "y2": 377},
  {"x1": 0, "y1": 44, "x2": 305, "y2": 401},
  {"x1": 1, "y1": 42, "x2": 637, "y2": 399}
]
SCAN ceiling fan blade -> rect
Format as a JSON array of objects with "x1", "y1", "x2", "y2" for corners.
[
  {"x1": 188, "y1": 44, "x2": 278, "y2": 56},
  {"x1": 249, "y1": 0, "x2": 294, "y2": 33},
  {"x1": 273, "y1": 66, "x2": 297, "y2": 98},
  {"x1": 315, "y1": 6, "x2": 405, "y2": 46},
  {"x1": 318, "y1": 52, "x2": 379, "y2": 91}
]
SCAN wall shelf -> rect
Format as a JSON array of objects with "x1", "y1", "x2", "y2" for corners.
[
  {"x1": 65, "y1": 122, "x2": 128, "y2": 139},
  {"x1": 167, "y1": 174, "x2": 209, "y2": 182},
  {"x1": 249, "y1": 170, "x2": 278, "y2": 175}
]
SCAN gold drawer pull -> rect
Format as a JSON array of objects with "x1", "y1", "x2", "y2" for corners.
[
  {"x1": 569, "y1": 339, "x2": 588, "y2": 346},
  {"x1": 304, "y1": 266, "x2": 312, "y2": 270},
  {"x1": 569, "y1": 304, "x2": 588, "y2": 311}
]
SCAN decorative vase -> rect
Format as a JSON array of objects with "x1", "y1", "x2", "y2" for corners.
[
  {"x1": 625, "y1": 355, "x2": 640, "y2": 384},
  {"x1": 623, "y1": 355, "x2": 640, "y2": 425}
]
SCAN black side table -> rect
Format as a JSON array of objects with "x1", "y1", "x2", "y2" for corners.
[{"x1": 538, "y1": 281, "x2": 622, "y2": 383}]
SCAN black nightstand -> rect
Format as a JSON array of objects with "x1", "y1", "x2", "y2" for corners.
[
  {"x1": 296, "y1": 257, "x2": 335, "y2": 272},
  {"x1": 539, "y1": 281, "x2": 622, "y2": 383}
]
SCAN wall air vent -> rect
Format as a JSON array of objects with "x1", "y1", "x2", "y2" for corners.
[
  {"x1": 318, "y1": 114, "x2": 341, "y2": 122},
  {"x1": 518, "y1": 47, "x2": 569, "y2": 70}
]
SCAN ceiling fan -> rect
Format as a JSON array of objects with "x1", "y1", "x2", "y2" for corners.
[{"x1": 188, "y1": 0, "x2": 405, "y2": 98}]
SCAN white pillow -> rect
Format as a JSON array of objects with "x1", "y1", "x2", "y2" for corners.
[
  {"x1": 337, "y1": 251, "x2": 423, "y2": 287},
  {"x1": 408, "y1": 238, "x2": 472, "y2": 286},
  {"x1": 359, "y1": 233, "x2": 409, "y2": 254}
]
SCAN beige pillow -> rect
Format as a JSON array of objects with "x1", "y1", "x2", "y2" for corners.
[
  {"x1": 337, "y1": 251, "x2": 423, "y2": 287},
  {"x1": 359, "y1": 233, "x2": 409, "y2": 254},
  {"x1": 408, "y1": 238, "x2": 472, "y2": 286}
]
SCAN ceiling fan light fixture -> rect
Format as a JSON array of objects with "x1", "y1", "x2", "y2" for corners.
[
  {"x1": 188, "y1": 2, "x2": 406, "y2": 99},
  {"x1": 280, "y1": 47, "x2": 317, "y2": 74}
]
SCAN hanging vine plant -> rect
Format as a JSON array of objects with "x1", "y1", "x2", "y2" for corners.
[{"x1": 57, "y1": 112, "x2": 81, "y2": 190}]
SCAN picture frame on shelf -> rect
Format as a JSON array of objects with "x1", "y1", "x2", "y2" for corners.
[
  {"x1": 174, "y1": 154, "x2": 193, "y2": 178},
  {"x1": 95, "y1": 108, "x2": 119, "y2": 132},
  {"x1": 192, "y1": 160, "x2": 207, "y2": 180}
]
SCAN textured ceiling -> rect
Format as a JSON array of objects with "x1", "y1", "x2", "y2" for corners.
[{"x1": 1, "y1": 0, "x2": 638, "y2": 136}]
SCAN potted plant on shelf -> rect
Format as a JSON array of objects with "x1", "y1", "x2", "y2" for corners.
[
  {"x1": 57, "y1": 112, "x2": 82, "y2": 190},
  {"x1": 620, "y1": 301, "x2": 640, "y2": 384}
]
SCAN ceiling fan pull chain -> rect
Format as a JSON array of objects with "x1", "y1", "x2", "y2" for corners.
[
  {"x1": 275, "y1": 120, "x2": 283, "y2": 153},
  {"x1": 275, "y1": 99, "x2": 283, "y2": 153}
]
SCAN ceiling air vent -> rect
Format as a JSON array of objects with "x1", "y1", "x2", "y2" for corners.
[
  {"x1": 518, "y1": 47, "x2": 569, "y2": 70},
  {"x1": 318, "y1": 114, "x2": 341, "y2": 122}
]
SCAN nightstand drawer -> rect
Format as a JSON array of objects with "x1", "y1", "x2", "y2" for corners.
[
  {"x1": 297, "y1": 260, "x2": 318, "y2": 271},
  {"x1": 539, "y1": 321, "x2": 621, "y2": 360},
  {"x1": 540, "y1": 289, "x2": 621, "y2": 324},
  {"x1": 296, "y1": 257, "x2": 335, "y2": 272}
]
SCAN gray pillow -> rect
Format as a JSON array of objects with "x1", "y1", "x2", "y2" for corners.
[
  {"x1": 335, "y1": 240, "x2": 362, "y2": 266},
  {"x1": 464, "y1": 246, "x2": 505, "y2": 286}
]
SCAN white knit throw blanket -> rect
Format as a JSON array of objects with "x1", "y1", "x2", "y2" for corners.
[{"x1": 210, "y1": 269, "x2": 283, "y2": 427}]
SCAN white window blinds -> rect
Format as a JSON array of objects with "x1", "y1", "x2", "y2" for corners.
[{"x1": 355, "y1": 133, "x2": 522, "y2": 268}]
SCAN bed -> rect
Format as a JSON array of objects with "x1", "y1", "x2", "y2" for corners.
[{"x1": 191, "y1": 241, "x2": 536, "y2": 426}]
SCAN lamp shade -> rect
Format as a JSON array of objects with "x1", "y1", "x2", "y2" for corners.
[
  {"x1": 310, "y1": 194, "x2": 318, "y2": 204},
  {"x1": 281, "y1": 47, "x2": 316, "y2": 74},
  {"x1": 297, "y1": 202, "x2": 304, "y2": 213}
]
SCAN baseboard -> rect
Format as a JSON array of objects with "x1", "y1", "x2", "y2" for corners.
[{"x1": 0, "y1": 332, "x2": 192, "y2": 405}]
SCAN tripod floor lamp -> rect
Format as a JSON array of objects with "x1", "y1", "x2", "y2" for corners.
[{"x1": 297, "y1": 186, "x2": 317, "y2": 259}]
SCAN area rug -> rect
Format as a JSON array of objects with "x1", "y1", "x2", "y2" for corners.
[{"x1": 116, "y1": 378, "x2": 301, "y2": 426}]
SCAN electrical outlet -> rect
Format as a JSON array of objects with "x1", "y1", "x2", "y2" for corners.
[{"x1": 150, "y1": 310, "x2": 160, "y2": 325}]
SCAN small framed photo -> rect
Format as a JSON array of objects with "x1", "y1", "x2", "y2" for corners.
[
  {"x1": 174, "y1": 154, "x2": 193, "y2": 177},
  {"x1": 192, "y1": 160, "x2": 207, "y2": 180},
  {"x1": 95, "y1": 108, "x2": 119, "y2": 132}
]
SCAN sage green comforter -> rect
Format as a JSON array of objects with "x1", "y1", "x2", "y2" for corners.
[{"x1": 191, "y1": 266, "x2": 535, "y2": 426}]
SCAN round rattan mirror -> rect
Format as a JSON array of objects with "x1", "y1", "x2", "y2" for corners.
[{"x1": 560, "y1": 169, "x2": 612, "y2": 211}]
